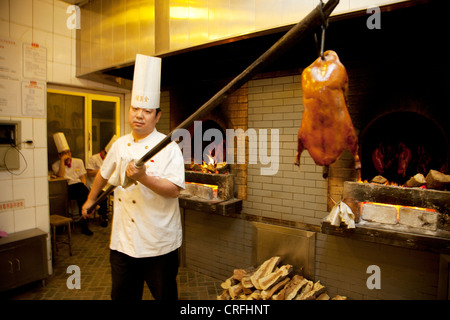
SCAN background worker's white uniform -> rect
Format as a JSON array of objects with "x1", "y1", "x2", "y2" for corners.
[{"x1": 100, "y1": 129, "x2": 185, "y2": 258}]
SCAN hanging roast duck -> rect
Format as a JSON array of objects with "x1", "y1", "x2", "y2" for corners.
[{"x1": 294, "y1": 50, "x2": 361, "y2": 173}]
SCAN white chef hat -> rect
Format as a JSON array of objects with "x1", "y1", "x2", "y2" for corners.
[
  {"x1": 105, "y1": 135, "x2": 118, "y2": 153},
  {"x1": 131, "y1": 54, "x2": 161, "y2": 109},
  {"x1": 53, "y1": 132, "x2": 70, "y2": 153}
]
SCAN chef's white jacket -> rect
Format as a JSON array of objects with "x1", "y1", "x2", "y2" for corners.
[
  {"x1": 86, "y1": 153, "x2": 104, "y2": 188},
  {"x1": 52, "y1": 158, "x2": 87, "y2": 185},
  {"x1": 100, "y1": 129, "x2": 185, "y2": 258}
]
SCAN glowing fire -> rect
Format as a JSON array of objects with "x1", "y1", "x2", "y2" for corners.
[
  {"x1": 360, "y1": 201, "x2": 436, "y2": 221},
  {"x1": 200, "y1": 149, "x2": 227, "y2": 174}
]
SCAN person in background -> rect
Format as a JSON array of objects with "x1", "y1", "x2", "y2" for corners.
[
  {"x1": 52, "y1": 132, "x2": 93, "y2": 236},
  {"x1": 82, "y1": 54, "x2": 185, "y2": 300},
  {"x1": 86, "y1": 135, "x2": 118, "y2": 227}
]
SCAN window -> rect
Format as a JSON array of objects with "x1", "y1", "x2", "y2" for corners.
[{"x1": 47, "y1": 89, "x2": 120, "y2": 171}]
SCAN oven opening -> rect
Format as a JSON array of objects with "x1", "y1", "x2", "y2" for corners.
[{"x1": 360, "y1": 111, "x2": 448, "y2": 185}]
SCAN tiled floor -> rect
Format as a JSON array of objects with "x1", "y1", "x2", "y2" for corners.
[{"x1": 3, "y1": 219, "x2": 223, "y2": 300}]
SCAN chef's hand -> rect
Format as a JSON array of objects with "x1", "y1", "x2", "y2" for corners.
[
  {"x1": 60, "y1": 150, "x2": 71, "y2": 162},
  {"x1": 126, "y1": 160, "x2": 146, "y2": 182},
  {"x1": 81, "y1": 199, "x2": 96, "y2": 219}
]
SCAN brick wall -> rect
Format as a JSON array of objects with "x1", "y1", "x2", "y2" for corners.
[
  {"x1": 220, "y1": 84, "x2": 248, "y2": 199},
  {"x1": 158, "y1": 90, "x2": 171, "y2": 134},
  {"x1": 244, "y1": 74, "x2": 329, "y2": 225}
]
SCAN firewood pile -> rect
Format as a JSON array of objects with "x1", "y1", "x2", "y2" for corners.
[
  {"x1": 217, "y1": 256, "x2": 346, "y2": 300},
  {"x1": 370, "y1": 169, "x2": 450, "y2": 191}
]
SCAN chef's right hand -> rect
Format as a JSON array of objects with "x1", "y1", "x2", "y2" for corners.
[
  {"x1": 126, "y1": 160, "x2": 146, "y2": 182},
  {"x1": 81, "y1": 199, "x2": 96, "y2": 219}
]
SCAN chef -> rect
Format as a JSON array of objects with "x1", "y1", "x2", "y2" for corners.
[
  {"x1": 52, "y1": 132, "x2": 93, "y2": 236},
  {"x1": 86, "y1": 135, "x2": 118, "y2": 227},
  {"x1": 82, "y1": 54, "x2": 185, "y2": 300}
]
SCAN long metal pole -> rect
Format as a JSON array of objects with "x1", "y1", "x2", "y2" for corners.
[{"x1": 87, "y1": 0, "x2": 340, "y2": 213}]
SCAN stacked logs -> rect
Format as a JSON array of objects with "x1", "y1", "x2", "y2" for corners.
[
  {"x1": 370, "y1": 169, "x2": 450, "y2": 190},
  {"x1": 217, "y1": 256, "x2": 346, "y2": 300}
]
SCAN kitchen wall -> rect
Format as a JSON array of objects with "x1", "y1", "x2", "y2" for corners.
[{"x1": 0, "y1": 0, "x2": 130, "y2": 274}]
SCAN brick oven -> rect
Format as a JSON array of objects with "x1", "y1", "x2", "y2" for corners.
[{"x1": 159, "y1": 1, "x2": 450, "y2": 300}]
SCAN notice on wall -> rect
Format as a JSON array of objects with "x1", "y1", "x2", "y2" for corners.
[
  {"x1": 0, "y1": 78, "x2": 20, "y2": 116},
  {"x1": 23, "y1": 43, "x2": 47, "y2": 81},
  {"x1": 0, "y1": 38, "x2": 47, "y2": 117},
  {"x1": 0, "y1": 38, "x2": 21, "y2": 80},
  {"x1": 22, "y1": 80, "x2": 46, "y2": 117}
]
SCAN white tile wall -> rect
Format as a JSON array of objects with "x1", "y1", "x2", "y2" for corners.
[
  {"x1": 33, "y1": 0, "x2": 53, "y2": 33},
  {"x1": 13, "y1": 178, "x2": 36, "y2": 208},
  {"x1": 14, "y1": 207, "x2": 36, "y2": 232},
  {"x1": 0, "y1": 1, "x2": 130, "y2": 277},
  {"x1": 10, "y1": 0, "x2": 32, "y2": 27},
  {"x1": 0, "y1": 0, "x2": 127, "y2": 275}
]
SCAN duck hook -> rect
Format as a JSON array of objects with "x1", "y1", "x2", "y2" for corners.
[{"x1": 314, "y1": 0, "x2": 329, "y2": 60}]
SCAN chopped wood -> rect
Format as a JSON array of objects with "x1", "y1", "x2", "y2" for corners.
[
  {"x1": 250, "y1": 256, "x2": 281, "y2": 289},
  {"x1": 284, "y1": 274, "x2": 308, "y2": 300},
  {"x1": 295, "y1": 279, "x2": 314, "y2": 300},
  {"x1": 261, "y1": 277, "x2": 290, "y2": 300},
  {"x1": 241, "y1": 276, "x2": 254, "y2": 288},
  {"x1": 371, "y1": 175, "x2": 387, "y2": 184},
  {"x1": 218, "y1": 256, "x2": 345, "y2": 301},
  {"x1": 242, "y1": 287, "x2": 253, "y2": 295},
  {"x1": 302, "y1": 281, "x2": 327, "y2": 300},
  {"x1": 271, "y1": 288, "x2": 287, "y2": 300},
  {"x1": 220, "y1": 276, "x2": 238, "y2": 290},
  {"x1": 247, "y1": 290, "x2": 262, "y2": 300},
  {"x1": 229, "y1": 282, "x2": 243, "y2": 299},
  {"x1": 233, "y1": 267, "x2": 255, "y2": 281},
  {"x1": 258, "y1": 264, "x2": 293, "y2": 290},
  {"x1": 217, "y1": 290, "x2": 230, "y2": 300},
  {"x1": 332, "y1": 295, "x2": 347, "y2": 300},
  {"x1": 406, "y1": 173, "x2": 426, "y2": 187},
  {"x1": 316, "y1": 292, "x2": 330, "y2": 300},
  {"x1": 426, "y1": 169, "x2": 450, "y2": 190}
]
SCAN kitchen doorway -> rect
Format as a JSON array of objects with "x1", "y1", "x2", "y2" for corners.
[{"x1": 47, "y1": 89, "x2": 121, "y2": 171}]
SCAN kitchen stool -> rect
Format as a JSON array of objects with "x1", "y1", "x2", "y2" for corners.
[{"x1": 50, "y1": 214, "x2": 72, "y2": 256}]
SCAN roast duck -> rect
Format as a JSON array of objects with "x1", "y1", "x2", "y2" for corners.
[{"x1": 295, "y1": 50, "x2": 361, "y2": 172}]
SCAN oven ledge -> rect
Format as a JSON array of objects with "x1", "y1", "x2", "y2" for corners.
[{"x1": 321, "y1": 221, "x2": 450, "y2": 255}]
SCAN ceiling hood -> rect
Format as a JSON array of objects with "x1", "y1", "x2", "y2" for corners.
[{"x1": 75, "y1": 0, "x2": 420, "y2": 90}]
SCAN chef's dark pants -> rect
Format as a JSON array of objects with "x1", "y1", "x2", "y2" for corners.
[
  {"x1": 67, "y1": 182, "x2": 89, "y2": 217},
  {"x1": 110, "y1": 249, "x2": 179, "y2": 300}
]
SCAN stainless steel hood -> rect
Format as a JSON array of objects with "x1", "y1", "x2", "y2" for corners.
[{"x1": 75, "y1": 0, "x2": 416, "y2": 89}]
